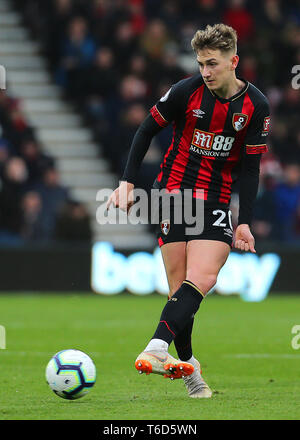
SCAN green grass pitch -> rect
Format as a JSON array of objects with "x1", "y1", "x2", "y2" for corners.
[{"x1": 0, "y1": 292, "x2": 299, "y2": 420}]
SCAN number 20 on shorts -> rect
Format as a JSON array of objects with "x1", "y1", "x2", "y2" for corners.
[{"x1": 212, "y1": 209, "x2": 233, "y2": 229}]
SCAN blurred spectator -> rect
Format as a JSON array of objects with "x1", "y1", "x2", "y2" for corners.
[
  {"x1": 20, "y1": 191, "x2": 45, "y2": 241},
  {"x1": 139, "y1": 19, "x2": 173, "y2": 60},
  {"x1": 272, "y1": 163, "x2": 300, "y2": 242},
  {"x1": 112, "y1": 103, "x2": 148, "y2": 172},
  {"x1": 0, "y1": 91, "x2": 34, "y2": 153},
  {"x1": 156, "y1": 0, "x2": 181, "y2": 36},
  {"x1": 42, "y1": 0, "x2": 76, "y2": 68},
  {"x1": 0, "y1": 157, "x2": 28, "y2": 244},
  {"x1": 118, "y1": 74, "x2": 148, "y2": 109},
  {"x1": 128, "y1": 0, "x2": 146, "y2": 35},
  {"x1": 159, "y1": 48, "x2": 187, "y2": 85},
  {"x1": 0, "y1": 140, "x2": 10, "y2": 177},
  {"x1": 101, "y1": 73, "x2": 149, "y2": 133},
  {"x1": 20, "y1": 139, "x2": 55, "y2": 186},
  {"x1": 55, "y1": 200, "x2": 92, "y2": 243},
  {"x1": 34, "y1": 167, "x2": 70, "y2": 240},
  {"x1": 178, "y1": 21, "x2": 198, "y2": 54},
  {"x1": 56, "y1": 16, "x2": 97, "y2": 97},
  {"x1": 252, "y1": 175, "x2": 278, "y2": 242},
  {"x1": 86, "y1": 47, "x2": 119, "y2": 99},
  {"x1": 239, "y1": 54, "x2": 258, "y2": 85},
  {"x1": 111, "y1": 21, "x2": 139, "y2": 74},
  {"x1": 223, "y1": 0, "x2": 255, "y2": 42},
  {"x1": 128, "y1": 53, "x2": 149, "y2": 81},
  {"x1": 258, "y1": 0, "x2": 286, "y2": 31},
  {"x1": 180, "y1": 0, "x2": 222, "y2": 29},
  {"x1": 276, "y1": 85, "x2": 300, "y2": 121}
]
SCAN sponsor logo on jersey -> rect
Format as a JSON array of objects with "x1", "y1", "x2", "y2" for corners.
[
  {"x1": 161, "y1": 219, "x2": 170, "y2": 235},
  {"x1": 190, "y1": 129, "x2": 234, "y2": 157},
  {"x1": 232, "y1": 113, "x2": 248, "y2": 131},
  {"x1": 192, "y1": 109, "x2": 205, "y2": 118},
  {"x1": 191, "y1": 129, "x2": 215, "y2": 150}
]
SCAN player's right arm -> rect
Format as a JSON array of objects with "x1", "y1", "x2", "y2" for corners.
[
  {"x1": 106, "y1": 83, "x2": 183, "y2": 213},
  {"x1": 106, "y1": 114, "x2": 162, "y2": 213}
]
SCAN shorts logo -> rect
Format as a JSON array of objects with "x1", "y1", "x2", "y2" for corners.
[
  {"x1": 192, "y1": 129, "x2": 214, "y2": 150},
  {"x1": 263, "y1": 116, "x2": 271, "y2": 132},
  {"x1": 232, "y1": 113, "x2": 248, "y2": 131},
  {"x1": 224, "y1": 228, "x2": 233, "y2": 237},
  {"x1": 161, "y1": 219, "x2": 170, "y2": 235}
]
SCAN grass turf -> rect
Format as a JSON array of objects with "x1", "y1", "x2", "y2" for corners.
[{"x1": 0, "y1": 292, "x2": 299, "y2": 420}]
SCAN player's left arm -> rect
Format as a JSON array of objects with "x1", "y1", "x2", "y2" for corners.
[
  {"x1": 235, "y1": 153, "x2": 261, "y2": 253},
  {"x1": 235, "y1": 99, "x2": 271, "y2": 253}
]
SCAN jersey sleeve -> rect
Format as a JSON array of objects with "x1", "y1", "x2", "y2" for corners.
[
  {"x1": 244, "y1": 100, "x2": 270, "y2": 154},
  {"x1": 150, "y1": 81, "x2": 183, "y2": 127}
]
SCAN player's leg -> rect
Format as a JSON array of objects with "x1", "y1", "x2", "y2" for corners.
[
  {"x1": 135, "y1": 239, "x2": 229, "y2": 379},
  {"x1": 149, "y1": 240, "x2": 230, "y2": 346},
  {"x1": 181, "y1": 239, "x2": 230, "y2": 397},
  {"x1": 137, "y1": 239, "x2": 229, "y2": 378},
  {"x1": 185, "y1": 239, "x2": 230, "y2": 294},
  {"x1": 161, "y1": 242, "x2": 196, "y2": 370},
  {"x1": 161, "y1": 241, "x2": 187, "y2": 297},
  {"x1": 135, "y1": 241, "x2": 195, "y2": 379}
]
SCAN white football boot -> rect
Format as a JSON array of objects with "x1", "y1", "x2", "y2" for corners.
[
  {"x1": 182, "y1": 359, "x2": 212, "y2": 398},
  {"x1": 135, "y1": 350, "x2": 194, "y2": 380}
]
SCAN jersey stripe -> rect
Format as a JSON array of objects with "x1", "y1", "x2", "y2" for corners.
[
  {"x1": 207, "y1": 96, "x2": 246, "y2": 203},
  {"x1": 194, "y1": 99, "x2": 230, "y2": 200},
  {"x1": 218, "y1": 92, "x2": 255, "y2": 203},
  {"x1": 165, "y1": 85, "x2": 205, "y2": 191},
  {"x1": 178, "y1": 86, "x2": 214, "y2": 193}
]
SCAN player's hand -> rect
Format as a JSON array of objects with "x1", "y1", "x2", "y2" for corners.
[
  {"x1": 106, "y1": 181, "x2": 135, "y2": 214},
  {"x1": 234, "y1": 224, "x2": 256, "y2": 253}
]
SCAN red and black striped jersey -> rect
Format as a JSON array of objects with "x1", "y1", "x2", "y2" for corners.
[{"x1": 150, "y1": 74, "x2": 270, "y2": 205}]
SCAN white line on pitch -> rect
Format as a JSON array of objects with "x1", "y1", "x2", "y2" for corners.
[{"x1": 224, "y1": 353, "x2": 300, "y2": 359}]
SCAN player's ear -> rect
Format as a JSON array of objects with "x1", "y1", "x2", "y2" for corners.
[{"x1": 231, "y1": 54, "x2": 239, "y2": 70}]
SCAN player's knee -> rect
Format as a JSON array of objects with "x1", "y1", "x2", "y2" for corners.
[
  {"x1": 185, "y1": 271, "x2": 217, "y2": 295},
  {"x1": 204, "y1": 274, "x2": 218, "y2": 292}
]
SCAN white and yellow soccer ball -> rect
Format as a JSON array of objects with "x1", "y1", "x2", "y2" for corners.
[{"x1": 46, "y1": 349, "x2": 96, "y2": 400}]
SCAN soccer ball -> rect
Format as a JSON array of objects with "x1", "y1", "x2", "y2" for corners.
[{"x1": 45, "y1": 349, "x2": 96, "y2": 400}]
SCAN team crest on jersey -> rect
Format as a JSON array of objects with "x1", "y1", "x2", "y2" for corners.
[
  {"x1": 263, "y1": 116, "x2": 271, "y2": 132},
  {"x1": 232, "y1": 113, "x2": 248, "y2": 131},
  {"x1": 161, "y1": 219, "x2": 170, "y2": 235}
]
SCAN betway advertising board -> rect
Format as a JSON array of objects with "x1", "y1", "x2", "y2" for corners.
[{"x1": 91, "y1": 242, "x2": 282, "y2": 302}]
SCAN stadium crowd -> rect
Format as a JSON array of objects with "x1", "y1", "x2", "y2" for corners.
[
  {"x1": 0, "y1": 91, "x2": 91, "y2": 244},
  {"x1": 4, "y1": 0, "x2": 300, "y2": 245}
]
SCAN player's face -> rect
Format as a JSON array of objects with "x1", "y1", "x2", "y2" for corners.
[{"x1": 196, "y1": 48, "x2": 238, "y2": 91}]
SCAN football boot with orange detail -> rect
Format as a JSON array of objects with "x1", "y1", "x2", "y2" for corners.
[{"x1": 135, "y1": 350, "x2": 194, "y2": 380}]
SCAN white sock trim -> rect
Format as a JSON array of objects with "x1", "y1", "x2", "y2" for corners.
[
  {"x1": 185, "y1": 356, "x2": 197, "y2": 366},
  {"x1": 144, "y1": 338, "x2": 168, "y2": 352}
]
